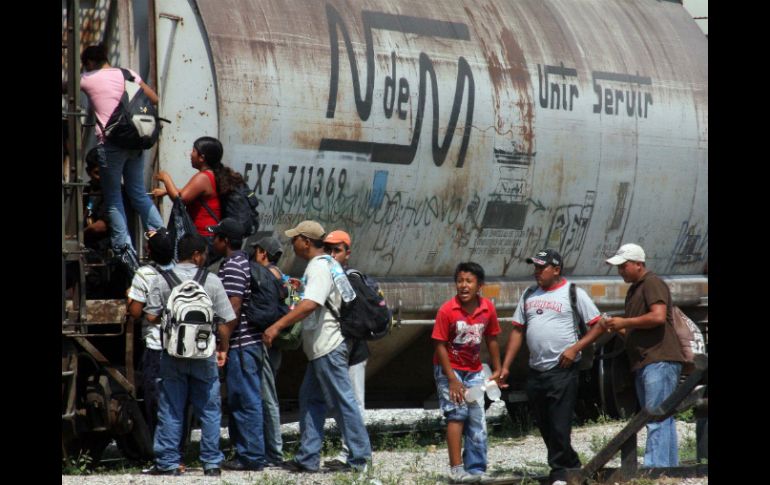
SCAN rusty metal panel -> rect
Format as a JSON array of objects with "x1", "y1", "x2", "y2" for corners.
[{"x1": 158, "y1": 0, "x2": 707, "y2": 279}]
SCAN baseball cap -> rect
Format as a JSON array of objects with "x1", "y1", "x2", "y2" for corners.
[
  {"x1": 284, "y1": 220, "x2": 325, "y2": 240},
  {"x1": 251, "y1": 236, "x2": 283, "y2": 258},
  {"x1": 606, "y1": 243, "x2": 646, "y2": 265},
  {"x1": 206, "y1": 217, "x2": 245, "y2": 240},
  {"x1": 324, "y1": 230, "x2": 351, "y2": 247},
  {"x1": 145, "y1": 227, "x2": 174, "y2": 264},
  {"x1": 526, "y1": 249, "x2": 562, "y2": 267}
]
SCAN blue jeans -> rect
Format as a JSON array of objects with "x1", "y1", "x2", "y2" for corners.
[
  {"x1": 434, "y1": 365, "x2": 487, "y2": 474},
  {"x1": 97, "y1": 142, "x2": 163, "y2": 252},
  {"x1": 260, "y1": 344, "x2": 284, "y2": 463},
  {"x1": 226, "y1": 343, "x2": 265, "y2": 467},
  {"x1": 294, "y1": 343, "x2": 371, "y2": 470},
  {"x1": 635, "y1": 361, "x2": 682, "y2": 467},
  {"x1": 153, "y1": 354, "x2": 224, "y2": 471}
]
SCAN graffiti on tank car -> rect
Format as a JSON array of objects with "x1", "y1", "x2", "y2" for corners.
[
  {"x1": 538, "y1": 63, "x2": 579, "y2": 111},
  {"x1": 322, "y1": 4, "x2": 475, "y2": 167},
  {"x1": 592, "y1": 71, "x2": 653, "y2": 118},
  {"x1": 665, "y1": 221, "x2": 707, "y2": 272}
]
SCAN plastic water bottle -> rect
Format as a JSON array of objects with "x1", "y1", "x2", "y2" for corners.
[
  {"x1": 480, "y1": 363, "x2": 501, "y2": 401},
  {"x1": 464, "y1": 384, "x2": 485, "y2": 403},
  {"x1": 329, "y1": 259, "x2": 356, "y2": 302}
]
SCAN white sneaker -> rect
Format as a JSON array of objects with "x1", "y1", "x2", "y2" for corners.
[
  {"x1": 449, "y1": 469, "x2": 481, "y2": 484},
  {"x1": 552, "y1": 480, "x2": 568, "y2": 485}
]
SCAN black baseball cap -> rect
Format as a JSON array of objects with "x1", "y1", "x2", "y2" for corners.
[
  {"x1": 145, "y1": 227, "x2": 174, "y2": 264},
  {"x1": 526, "y1": 248, "x2": 562, "y2": 267},
  {"x1": 207, "y1": 218, "x2": 245, "y2": 240}
]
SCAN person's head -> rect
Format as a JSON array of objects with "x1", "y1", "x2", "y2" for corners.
[
  {"x1": 605, "y1": 243, "x2": 647, "y2": 283},
  {"x1": 85, "y1": 147, "x2": 100, "y2": 182},
  {"x1": 252, "y1": 236, "x2": 283, "y2": 265},
  {"x1": 192, "y1": 136, "x2": 223, "y2": 170},
  {"x1": 454, "y1": 262, "x2": 485, "y2": 305},
  {"x1": 80, "y1": 44, "x2": 108, "y2": 71},
  {"x1": 323, "y1": 230, "x2": 351, "y2": 267},
  {"x1": 526, "y1": 249, "x2": 563, "y2": 289},
  {"x1": 178, "y1": 233, "x2": 208, "y2": 266},
  {"x1": 284, "y1": 220, "x2": 326, "y2": 260},
  {"x1": 145, "y1": 228, "x2": 174, "y2": 265},
  {"x1": 207, "y1": 218, "x2": 245, "y2": 254}
]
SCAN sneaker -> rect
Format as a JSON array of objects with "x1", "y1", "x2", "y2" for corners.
[
  {"x1": 222, "y1": 458, "x2": 264, "y2": 471},
  {"x1": 116, "y1": 245, "x2": 140, "y2": 273},
  {"x1": 264, "y1": 460, "x2": 284, "y2": 469},
  {"x1": 323, "y1": 458, "x2": 350, "y2": 471},
  {"x1": 142, "y1": 465, "x2": 182, "y2": 476},
  {"x1": 552, "y1": 481, "x2": 567, "y2": 485},
  {"x1": 203, "y1": 467, "x2": 222, "y2": 476},
  {"x1": 449, "y1": 469, "x2": 481, "y2": 484},
  {"x1": 280, "y1": 459, "x2": 319, "y2": 473},
  {"x1": 179, "y1": 463, "x2": 186, "y2": 474}
]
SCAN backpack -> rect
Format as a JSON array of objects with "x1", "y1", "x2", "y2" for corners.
[
  {"x1": 97, "y1": 68, "x2": 168, "y2": 150},
  {"x1": 325, "y1": 267, "x2": 392, "y2": 341},
  {"x1": 671, "y1": 305, "x2": 706, "y2": 374},
  {"x1": 243, "y1": 261, "x2": 289, "y2": 332},
  {"x1": 159, "y1": 268, "x2": 217, "y2": 359},
  {"x1": 201, "y1": 183, "x2": 260, "y2": 237},
  {"x1": 521, "y1": 282, "x2": 595, "y2": 370}
]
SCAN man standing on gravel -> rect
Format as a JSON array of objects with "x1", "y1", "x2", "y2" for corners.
[
  {"x1": 604, "y1": 243, "x2": 685, "y2": 468},
  {"x1": 262, "y1": 220, "x2": 372, "y2": 473},
  {"x1": 500, "y1": 249, "x2": 606, "y2": 485}
]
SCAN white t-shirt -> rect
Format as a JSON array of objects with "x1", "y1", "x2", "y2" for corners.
[
  {"x1": 511, "y1": 279, "x2": 601, "y2": 371},
  {"x1": 300, "y1": 256, "x2": 344, "y2": 360},
  {"x1": 127, "y1": 264, "x2": 172, "y2": 351}
]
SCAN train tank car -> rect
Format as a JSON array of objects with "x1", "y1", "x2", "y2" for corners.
[
  {"x1": 153, "y1": 0, "x2": 707, "y2": 411},
  {"x1": 62, "y1": 0, "x2": 707, "y2": 461}
]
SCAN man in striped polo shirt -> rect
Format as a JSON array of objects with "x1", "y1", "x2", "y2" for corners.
[{"x1": 209, "y1": 218, "x2": 266, "y2": 471}]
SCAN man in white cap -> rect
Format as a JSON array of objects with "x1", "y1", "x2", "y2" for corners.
[
  {"x1": 604, "y1": 243, "x2": 685, "y2": 468},
  {"x1": 262, "y1": 220, "x2": 372, "y2": 473}
]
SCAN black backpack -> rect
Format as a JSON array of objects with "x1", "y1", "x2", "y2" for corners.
[
  {"x1": 243, "y1": 261, "x2": 288, "y2": 332},
  {"x1": 201, "y1": 183, "x2": 260, "y2": 237},
  {"x1": 521, "y1": 282, "x2": 595, "y2": 370},
  {"x1": 97, "y1": 68, "x2": 168, "y2": 150},
  {"x1": 325, "y1": 269, "x2": 391, "y2": 341}
]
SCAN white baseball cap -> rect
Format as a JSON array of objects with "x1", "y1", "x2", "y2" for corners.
[{"x1": 606, "y1": 243, "x2": 646, "y2": 265}]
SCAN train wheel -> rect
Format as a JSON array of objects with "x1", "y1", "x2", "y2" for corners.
[
  {"x1": 113, "y1": 394, "x2": 154, "y2": 461},
  {"x1": 598, "y1": 335, "x2": 639, "y2": 419}
]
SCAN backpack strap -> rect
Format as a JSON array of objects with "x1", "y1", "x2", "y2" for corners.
[
  {"x1": 159, "y1": 269, "x2": 182, "y2": 290},
  {"x1": 199, "y1": 198, "x2": 220, "y2": 223},
  {"x1": 119, "y1": 68, "x2": 135, "y2": 82},
  {"x1": 193, "y1": 267, "x2": 209, "y2": 286},
  {"x1": 520, "y1": 284, "x2": 538, "y2": 327},
  {"x1": 568, "y1": 283, "x2": 587, "y2": 340}
]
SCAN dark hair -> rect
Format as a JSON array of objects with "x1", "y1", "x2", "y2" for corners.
[
  {"x1": 178, "y1": 233, "x2": 207, "y2": 261},
  {"x1": 194, "y1": 136, "x2": 244, "y2": 196},
  {"x1": 85, "y1": 147, "x2": 99, "y2": 172},
  {"x1": 454, "y1": 262, "x2": 485, "y2": 283},
  {"x1": 267, "y1": 251, "x2": 282, "y2": 264},
  {"x1": 81, "y1": 44, "x2": 108, "y2": 67},
  {"x1": 307, "y1": 237, "x2": 325, "y2": 249}
]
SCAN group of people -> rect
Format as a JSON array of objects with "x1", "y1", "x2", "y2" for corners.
[
  {"x1": 435, "y1": 243, "x2": 686, "y2": 484},
  {"x1": 79, "y1": 44, "x2": 688, "y2": 484}
]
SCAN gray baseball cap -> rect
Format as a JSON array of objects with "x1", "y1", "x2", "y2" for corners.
[{"x1": 251, "y1": 236, "x2": 283, "y2": 258}]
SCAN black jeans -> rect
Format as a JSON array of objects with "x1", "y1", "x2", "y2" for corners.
[{"x1": 526, "y1": 365, "x2": 581, "y2": 481}]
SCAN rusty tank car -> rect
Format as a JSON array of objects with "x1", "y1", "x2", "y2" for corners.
[{"x1": 62, "y1": 0, "x2": 707, "y2": 462}]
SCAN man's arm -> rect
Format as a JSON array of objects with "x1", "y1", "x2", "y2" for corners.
[
  {"x1": 499, "y1": 326, "x2": 524, "y2": 388},
  {"x1": 262, "y1": 299, "x2": 319, "y2": 347},
  {"x1": 485, "y1": 335, "x2": 502, "y2": 381},
  {"x1": 433, "y1": 339, "x2": 464, "y2": 404},
  {"x1": 604, "y1": 303, "x2": 666, "y2": 333},
  {"x1": 139, "y1": 81, "x2": 159, "y2": 104},
  {"x1": 128, "y1": 300, "x2": 145, "y2": 321},
  {"x1": 559, "y1": 317, "x2": 608, "y2": 367}
]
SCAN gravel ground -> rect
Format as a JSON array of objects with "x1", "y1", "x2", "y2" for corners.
[{"x1": 62, "y1": 403, "x2": 707, "y2": 485}]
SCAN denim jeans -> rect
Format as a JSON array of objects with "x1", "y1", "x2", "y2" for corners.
[
  {"x1": 337, "y1": 358, "x2": 367, "y2": 462},
  {"x1": 154, "y1": 354, "x2": 224, "y2": 471},
  {"x1": 260, "y1": 344, "x2": 284, "y2": 463},
  {"x1": 294, "y1": 343, "x2": 371, "y2": 470},
  {"x1": 142, "y1": 349, "x2": 162, "y2": 437},
  {"x1": 636, "y1": 361, "x2": 682, "y2": 467},
  {"x1": 226, "y1": 343, "x2": 265, "y2": 467},
  {"x1": 433, "y1": 365, "x2": 487, "y2": 474},
  {"x1": 97, "y1": 142, "x2": 163, "y2": 252},
  {"x1": 526, "y1": 365, "x2": 581, "y2": 481}
]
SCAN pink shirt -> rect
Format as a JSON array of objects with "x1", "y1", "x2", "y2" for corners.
[{"x1": 80, "y1": 67, "x2": 142, "y2": 143}]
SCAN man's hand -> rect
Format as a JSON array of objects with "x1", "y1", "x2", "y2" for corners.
[
  {"x1": 263, "y1": 324, "x2": 280, "y2": 348},
  {"x1": 448, "y1": 378, "x2": 465, "y2": 404},
  {"x1": 498, "y1": 368, "x2": 510, "y2": 388},
  {"x1": 216, "y1": 351, "x2": 227, "y2": 367},
  {"x1": 559, "y1": 345, "x2": 579, "y2": 368},
  {"x1": 604, "y1": 316, "x2": 628, "y2": 332}
]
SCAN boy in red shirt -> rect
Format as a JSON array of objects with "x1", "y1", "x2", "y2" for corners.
[{"x1": 432, "y1": 262, "x2": 502, "y2": 483}]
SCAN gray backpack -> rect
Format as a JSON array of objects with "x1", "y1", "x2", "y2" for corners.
[{"x1": 159, "y1": 268, "x2": 217, "y2": 359}]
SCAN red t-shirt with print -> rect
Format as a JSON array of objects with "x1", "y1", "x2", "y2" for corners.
[{"x1": 431, "y1": 296, "x2": 501, "y2": 372}]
